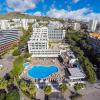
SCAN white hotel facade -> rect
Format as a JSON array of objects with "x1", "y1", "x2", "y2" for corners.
[{"x1": 28, "y1": 27, "x2": 66, "y2": 57}]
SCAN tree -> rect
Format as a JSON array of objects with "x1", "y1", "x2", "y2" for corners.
[
  {"x1": 19, "y1": 80, "x2": 28, "y2": 91},
  {"x1": 65, "y1": 31, "x2": 97, "y2": 83},
  {"x1": 6, "y1": 90, "x2": 20, "y2": 100},
  {"x1": 74, "y1": 83, "x2": 85, "y2": 92},
  {"x1": 28, "y1": 83, "x2": 36, "y2": 96},
  {"x1": 43, "y1": 85, "x2": 52, "y2": 95},
  {"x1": 0, "y1": 78, "x2": 8, "y2": 93},
  {"x1": 24, "y1": 52, "x2": 32, "y2": 58},
  {"x1": 83, "y1": 58, "x2": 97, "y2": 83},
  {"x1": 11, "y1": 56, "x2": 24, "y2": 78},
  {"x1": 59, "y1": 83, "x2": 68, "y2": 93},
  {"x1": 13, "y1": 49, "x2": 21, "y2": 56}
]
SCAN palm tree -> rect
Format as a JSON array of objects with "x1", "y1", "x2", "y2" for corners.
[
  {"x1": 59, "y1": 83, "x2": 68, "y2": 93},
  {"x1": 29, "y1": 83, "x2": 36, "y2": 96},
  {"x1": 0, "y1": 78, "x2": 8, "y2": 93},
  {"x1": 43, "y1": 85, "x2": 52, "y2": 95},
  {"x1": 19, "y1": 80, "x2": 28, "y2": 91}
]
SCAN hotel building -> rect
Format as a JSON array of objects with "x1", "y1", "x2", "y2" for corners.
[
  {"x1": 28, "y1": 27, "x2": 66, "y2": 57},
  {"x1": 0, "y1": 30, "x2": 20, "y2": 55}
]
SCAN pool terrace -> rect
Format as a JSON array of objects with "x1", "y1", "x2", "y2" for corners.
[{"x1": 20, "y1": 57, "x2": 65, "y2": 83}]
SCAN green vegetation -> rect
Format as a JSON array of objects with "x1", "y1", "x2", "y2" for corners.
[
  {"x1": 43, "y1": 85, "x2": 52, "y2": 95},
  {"x1": 11, "y1": 56, "x2": 24, "y2": 78},
  {"x1": 0, "y1": 76, "x2": 19, "y2": 100},
  {"x1": 19, "y1": 80, "x2": 28, "y2": 91},
  {"x1": 0, "y1": 12, "x2": 33, "y2": 19},
  {"x1": 28, "y1": 84, "x2": 36, "y2": 95},
  {"x1": 19, "y1": 28, "x2": 31, "y2": 46},
  {"x1": 12, "y1": 49, "x2": 21, "y2": 56},
  {"x1": 0, "y1": 78, "x2": 13, "y2": 93},
  {"x1": 0, "y1": 89, "x2": 20, "y2": 100},
  {"x1": 19, "y1": 80, "x2": 36, "y2": 98},
  {"x1": 18, "y1": 23, "x2": 32, "y2": 50},
  {"x1": 74, "y1": 83, "x2": 85, "y2": 92},
  {"x1": 0, "y1": 92, "x2": 6, "y2": 100},
  {"x1": 65, "y1": 30, "x2": 97, "y2": 83},
  {"x1": 0, "y1": 78, "x2": 8, "y2": 91},
  {"x1": 23, "y1": 52, "x2": 32, "y2": 58},
  {"x1": 6, "y1": 90, "x2": 20, "y2": 100},
  {"x1": 59, "y1": 83, "x2": 68, "y2": 93}
]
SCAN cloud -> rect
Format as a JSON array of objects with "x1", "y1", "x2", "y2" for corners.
[
  {"x1": 47, "y1": 8, "x2": 67, "y2": 19},
  {"x1": 46, "y1": 8, "x2": 100, "y2": 21},
  {"x1": 6, "y1": 0, "x2": 37, "y2": 12},
  {"x1": 33, "y1": 11, "x2": 42, "y2": 16},
  {"x1": 72, "y1": 0, "x2": 80, "y2": 3}
]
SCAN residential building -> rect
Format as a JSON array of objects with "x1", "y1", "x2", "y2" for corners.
[
  {"x1": 48, "y1": 21, "x2": 63, "y2": 29},
  {"x1": 73, "y1": 22, "x2": 80, "y2": 31},
  {"x1": 0, "y1": 19, "x2": 36, "y2": 30},
  {"x1": 89, "y1": 20, "x2": 98, "y2": 32},
  {"x1": 0, "y1": 20, "x2": 10, "y2": 30},
  {"x1": 28, "y1": 27, "x2": 66, "y2": 57}
]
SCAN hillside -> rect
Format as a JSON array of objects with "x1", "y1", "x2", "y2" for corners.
[
  {"x1": 0, "y1": 12, "x2": 37, "y2": 19},
  {"x1": 0, "y1": 12, "x2": 62, "y2": 22}
]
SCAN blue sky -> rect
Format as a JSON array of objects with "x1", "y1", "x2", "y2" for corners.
[{"x1": 0, "y1": 0, "x2": 100, "y2": 21}]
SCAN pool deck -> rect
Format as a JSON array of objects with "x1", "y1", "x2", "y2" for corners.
[
  {"x1": 20, "y1": 58, "x2": 65, "y2": 83},
  {"x1": 31, "y1": 58, "x2": 64, "y2": 69}
]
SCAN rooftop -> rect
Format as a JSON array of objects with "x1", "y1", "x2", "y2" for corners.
[
  {"x1": 68, "y1": 68, "x2": 85, "y2": 79},
  {"x1": 89, "y1": 32, "x2": 100, "y2": 39}
]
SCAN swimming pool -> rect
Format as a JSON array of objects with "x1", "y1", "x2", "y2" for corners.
[
  {"x1": 23, "y1": 62, "x2": 30, "y2": 67},
  {"x1": 27, "y1": 65, "x2": 58, "y2": 79}
]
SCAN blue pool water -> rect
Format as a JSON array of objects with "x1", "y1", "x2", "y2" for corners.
[
  {"x1": 23, "y1": 62, "x2": 30, "y2": 67},
  {"x1": 27, "y1": 65, "x2": 58, "y2": 79}
]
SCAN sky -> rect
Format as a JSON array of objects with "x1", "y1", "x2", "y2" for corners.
[{"x1": 0, "y1": 0, "x2": 100, "y2": 21}]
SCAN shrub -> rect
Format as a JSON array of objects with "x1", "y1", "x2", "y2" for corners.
[
  {"x1": 11, "y1": 56, "x2": 24, "y2": 78},
  {"x1": 59, "y1": 83, "x2": 68, "y2": 93},
  {"x1": 74, "y1": 83, "x2": 85, "y2": 92},
  {"x1": 6, "y1": 90, "x2": 20, "y2": 100},
  {"x1": 43, "y1": 85, "x2": 52, "y2": 95},
  {"x1": 13, "y1": 49, "x2": 21, "y2": 56}
]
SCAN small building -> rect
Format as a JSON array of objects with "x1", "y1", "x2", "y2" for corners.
[{"x1": 68, "y1": 68, "x2": 85, "y2": 86}]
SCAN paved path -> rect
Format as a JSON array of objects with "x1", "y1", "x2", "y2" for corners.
[
  {"x1": 0, "y1": 50, "x2": 14, "y2": 77},
  {"x1": 36, "y1": 88, "x2": 44, "y2": 100},
  {"x1": 78, "y1": 84, "x2": 100, "y2": 100}
]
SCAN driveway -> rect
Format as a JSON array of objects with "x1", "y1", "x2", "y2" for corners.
[{"x1": 0, "y1": 51, "x2": 15, "y2": 77}]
